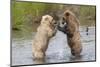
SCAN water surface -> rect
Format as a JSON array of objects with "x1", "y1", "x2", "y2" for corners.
[{"x1": 12, "y1": 26, "x2": 96, "y2": 66}]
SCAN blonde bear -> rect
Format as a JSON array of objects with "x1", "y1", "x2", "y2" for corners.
[{"x1": 32, "y1": 15, "x2": 57, "y2": 59}]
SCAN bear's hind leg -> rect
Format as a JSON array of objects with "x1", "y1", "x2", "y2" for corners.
[
  {"x1": 71, "y1": 46, "x2": 82, "y2": 57},
  {"x1": 68, "y1": 42, "x2": 82, "y2": 57},
  {"x1": 32, "y1": 50, "x2": 45, "y2": 60}
]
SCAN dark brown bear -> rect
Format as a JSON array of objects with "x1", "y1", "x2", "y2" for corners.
[{"x1": 58, "y1": 10, "x2": 82, "y2": 56}]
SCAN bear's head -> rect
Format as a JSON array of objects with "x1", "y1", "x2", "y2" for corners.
[
  {"x1": 58, "y1": 10, "x2": 79, "y2": 35},
  {"x1": 41, "y1": 15, "x2": 57, "y2": 27}
]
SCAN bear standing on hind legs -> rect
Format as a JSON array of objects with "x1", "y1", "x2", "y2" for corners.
[
  {"x1": 32, "y1": 15, "x2": 57, "y2": 59},
  {"x1": 58, "y1": 10, "x2": 82, "y2": 56}
]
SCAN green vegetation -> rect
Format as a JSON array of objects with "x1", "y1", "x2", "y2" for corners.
[
  {"x1": 11, "y1": 0, "x2": 96, "y2": 31},
  {"x1": 12, "y1": 1, "x2": 46, "y2": 31},
  {"x1": 79, "y1": 6, "x2": 96, "y2": 26}
]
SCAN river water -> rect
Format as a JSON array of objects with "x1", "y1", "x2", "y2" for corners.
[{"x1": 11, "y1": 26, "x2": 96, "y2": 66}]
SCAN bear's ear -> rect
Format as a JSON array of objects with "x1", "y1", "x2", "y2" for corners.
[
  {"x1": 42, "y1": 16, "x2": 49, "y2": 21},
  {"x1": 65, "y1": 12, "x2": 70, "y2": 16}
]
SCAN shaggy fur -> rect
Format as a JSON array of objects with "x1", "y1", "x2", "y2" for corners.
[
  {"x1": 32, "y1": 15, "x2": 57, "y2": 59},
  {"x1": 58, "y1": 10, "x2": 82, "y2": 56}
]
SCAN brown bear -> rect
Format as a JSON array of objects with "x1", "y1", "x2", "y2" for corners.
[
  {"x1": 32, "y1": 15, "x2": 57, "y2": 59},
  {"x1": 58, "y1": 10, "x2": 82, "y2": 56}
]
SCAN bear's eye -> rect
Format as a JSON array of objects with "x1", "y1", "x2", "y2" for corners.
[
  {"x1": 45, "y1": 17, "x2": 49, "y2": 21},
  {"x1": 63, "y1": 17, "x2": 65, "y2": 20},
  {"x1": 54, "y1": 22, "x2": 57, "y2": 24}
]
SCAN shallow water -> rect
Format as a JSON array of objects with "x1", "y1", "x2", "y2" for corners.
[{"x1": 11, "y1": 26, "x2": 96, "y2": 66}]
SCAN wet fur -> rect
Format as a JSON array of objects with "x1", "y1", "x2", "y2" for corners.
[
  {"x1": 32, "y1": 15, "x2": 57, "y2": 59},
  {"x1": 58, "y1": 10, "x2": 82, "y2": 56}
]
